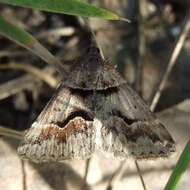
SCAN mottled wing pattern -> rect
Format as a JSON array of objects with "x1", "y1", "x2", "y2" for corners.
[
  {"x1": 18, "y1": 43, "x2": 175, "y2": 162},
  {"x1": 18, "y1": 84, "x2": 96, "y2": 162},
  {"x1": 96, "y1": 84, "x2": 175, "y2": 159},
  {"x1": 62, "y1": 48, "x2": 126, "y2": 90}
]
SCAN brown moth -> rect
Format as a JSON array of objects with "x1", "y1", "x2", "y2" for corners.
[{"x1": 17, "y1": 46, "x2": 175, "y2": 162}]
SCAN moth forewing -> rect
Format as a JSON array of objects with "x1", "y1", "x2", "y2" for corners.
[
  {"x1": 17, "y1": 45, "x2": 175, "y2": 162},
  {"x1": 99, "y1": 117, "x2": 175, "y2": 159}
]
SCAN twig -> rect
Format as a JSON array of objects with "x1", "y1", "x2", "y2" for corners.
[
  {"x1": 0, "y1": 125, "x2": 23, "y2": 140},
  {"x1": 96, "y1": 163, "x2": 176, "y2": 186},
  {"x1": 81, "y1": 158, "x2": 91, "y2": 190},
  {"x1": 134, "y1": 1, "x2": 148, "y2": 189},
  {"x1": 106, "y1": 160, "x2": 126, "y2": 190},
  {"x1": 104, "y1": 9, "x2": 190, "y2": 190},
  {"x1": 135, "y1": 161, "x2": 147, "y2": 190},
  {"x1": 104, "y1": 160, "x2": 146, "y2": 190},
  {"x1": 0, "y1": 67, "x2": 57, "y2": 100},
  {"x1": 134, "y1": 160, "x2": 147, "y2": 190},
  {"x1": 20, "y1": 160, "x2": 27, "y2": 190},
  {"x1": 0, "y1": 74, "x2": 38, "y2": 100},
  {"x1": 150, "y1": 11, "x2": 190, "y2": 111},
  {"x1": 37, "y1": 27, "x2": 75, "y2": 38},
  {"x1": 84, "y1": 158, "x2": 91, "y2": 182},
  {"x1": 0, "y1": 63, "x2": 58, "y2": 88},
  {"x1": 0, "y1": 50, "x2": 25, "y2": 58},
  {"x1": 135, "y1": 0, "x2": 146, "y2": 95}
]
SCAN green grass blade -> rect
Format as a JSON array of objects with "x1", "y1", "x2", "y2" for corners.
[
  {"x1": 0, "y1": 0, "x2": 129, "y2": 21},
  {"x1": 0, "y1": 15, "x2": 35, "y2": 47},
  {"x1": 164, "y1": 139, "x2": 190, "y2": 190},
  {"x1": 0, "y1": 15, "x2": 63, "y2": 70}
]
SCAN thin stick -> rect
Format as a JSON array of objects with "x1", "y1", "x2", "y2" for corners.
[
  {"x1": 37, "y1": 27, "x2": 75, "y2": 38},
  {"x1": 0, "y1": 67, "x2": 56, "y2": 100},
  {"x1": 20, "y1": 160, "x2": 27, "y2": 190},
  {"x1": 96, "y1": 164, "x2": 176, "y2": 185},
  {"x1": 80, "y1": 158, "x2": 91, "y2": 190},
  {"x1": 104, "y1": 9, "x2": 190, "y2": 190},
  {"x1": 150, "y1": 11, "x2": 190, "y2": 111},
  {"x1": 135, "y1": 161, "x2": 147, "y2": 190},
  {"x1": 106, "y1": 160, "x2": 126, "y2": 190},
  {"x1": 84, "y1": 158, "x2": 91, "y2": 182},
  {"x1": 0, "y1": 74, "x2": 38, "y2": 100},
  {"x1": 0, "y1": 50, "x2": 25, "y2": 58},
  {"x1": 134, "y1": 1, "x2": 148, "y2": 189},
  {"x1": 0, "y1": 125, "x2": 23, "y2": 140},
  {"x1": 135, "y1": 0, "x2": 146, "y2": 95},
  {"x1": 0, "y1": 63, "x2": 58, "y2": 88}
]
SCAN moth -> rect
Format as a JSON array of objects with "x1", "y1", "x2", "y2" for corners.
[{"x1": 17, "y1": 45, "x2": 175, "y2": 162}]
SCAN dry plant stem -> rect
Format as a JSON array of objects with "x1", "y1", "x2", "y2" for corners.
[
  {"x1": 106, "y1": 160, "x2": 126, "y2": 190},
  {"x1": 0, "y1": 67, "x2": 57, "y2": 100},
  {"x1": 105, "y1": 144, "x2": 160, "y2": 188},
  {"x1": 37, "y1": 27, "x2": 75, "y2": 38},
  {"x1": 105, "y1": 9, "x2": 190, "y2": 190},
  {"x1": 0, "y1": 50, "x2": 24, "y2": 58},
  {"x1": 84, "y1": 158, "x2": 91, "y2": 182},
  {"x1": 0, "y1": 63, "x2": 58, "y2": 88},
  {"x1": 96, "y1": 163, "x2": 176, "y2": 186},
  {"x1": 150, "y1": 11, "x2": 190, "y2": 111},
  {"x1": 134, "y1": 1, "x2": 147, "y2": 189},
  {"x1": 135, "y1": 0, "x2": 146, "y2": 95},
  {"x1": 81, "y1": 158, "x2": 91, "y2": 190},
  {"x1": 0, "y1": 74, "x2": 39, "y2": 100},
  {"x1": 135, "y1": 160, "x2": 147, "y2": 190},
  {"x1": 0, "y1": 125, "x2": 23, "y2": 140},
  {"x1": 20, "y1": 160, "x2": 27, "y2": 190},
  {"x1": 134, "y1": 160, "x2": 146, "y2": 190}
]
